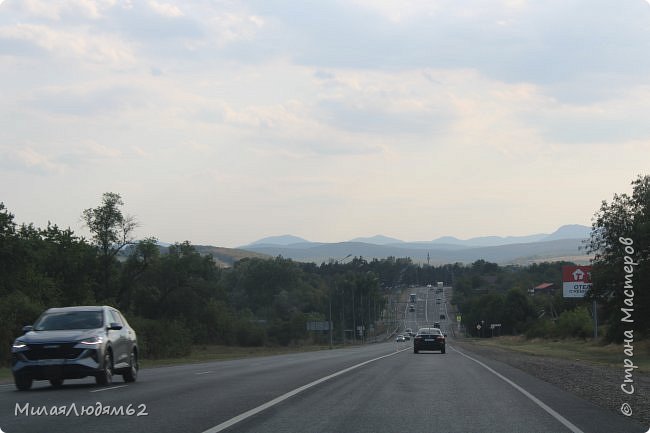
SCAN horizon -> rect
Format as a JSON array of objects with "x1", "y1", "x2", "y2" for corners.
[{"x1": 1, "y1": 1, "x2": 648, "y2": 248}]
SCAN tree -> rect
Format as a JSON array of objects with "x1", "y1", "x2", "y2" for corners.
[
  {"x1": 587, "y1": 175, "x2": 650, "y2": 340},
  {"x1": 82, "y1": 192, "x2": 138, "y2": 301}
]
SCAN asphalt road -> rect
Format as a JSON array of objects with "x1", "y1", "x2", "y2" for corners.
[
  {"x1": 0, "y1": 287, "x2": 645, "y2": 433},
  {"x1": 1, "y1": 341, "x2": 645, "y2": 433}
]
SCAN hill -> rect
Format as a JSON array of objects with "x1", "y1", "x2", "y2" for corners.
[{"x1": 193, "y1": 245, "x2": 270, "y2": 267}]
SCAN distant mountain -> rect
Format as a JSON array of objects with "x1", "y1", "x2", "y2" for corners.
[
  {"x1": 348, "y1": 235, "x2": 404, "y2": 245},
  {"x1": 242, "y1": 239, "x2": 591, "y2": 266},
  {"x1": 239, "y1": 224, "x2": 593, "y2": 265},
  {"x1": 431, "y1": 233, "x2": 547, "y2": 247},
  {"x1": 245, "y1": 234, "x2": 310, "y2": 246},
  {"x1": 542, "y1": 224, "x2": 591, "y2": 241}
]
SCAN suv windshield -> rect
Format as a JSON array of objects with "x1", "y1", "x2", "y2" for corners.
[{"x1": 33, "y1": 311, "x2": 104, "y2": 331}]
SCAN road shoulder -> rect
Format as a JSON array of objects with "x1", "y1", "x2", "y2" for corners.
[{"x1": 453, "y1": 339, "x2": 650, "y2": 429}]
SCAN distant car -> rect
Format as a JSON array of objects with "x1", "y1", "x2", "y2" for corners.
[
  {"x1": 440, "y1": 314, "x2": 446, "y2": 320},
  {"x1": 403, "y1": 334, "x2": 411, "y2": 341},
  {"x1": 433, "y1": 321, "x2": 440, "y2": 328},
  {"x1": 413, "y1": 327, "x2": 446, "y2": 354},
  {"x1": 409, "y1": 304, "x2": 415, "y2": 312},
  {"x1": 396, "y1": 335, "x2": 406, "y2": 342},
  {"x1": 11, "y1": 306, "x2": 138, "y2": 390}
]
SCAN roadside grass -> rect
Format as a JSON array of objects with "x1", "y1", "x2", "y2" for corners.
[
  {"x1": 139, "y1": 344, "x2": 337, "y2": 368},
  {"x1": 0, "y1": 344, "x2": 343, "y2": 384},
  {"x1": 0, "y1": 367, "x2": 11, "y2": 382},
  {"x1": 460, "y1": 335, "x2": 650, "y2": 373}
]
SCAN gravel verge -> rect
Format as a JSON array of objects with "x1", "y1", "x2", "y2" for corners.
[{"x1": 453, "y1": 340, "x2": 650, "y2": 428}]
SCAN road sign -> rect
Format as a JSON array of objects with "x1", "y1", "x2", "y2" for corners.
[
  {"x1": 562, "y1": 265, "x2": 592, "y2": 298},
  {"x1": 306, "y1": 321, "x2": 331, "y2": 331}
]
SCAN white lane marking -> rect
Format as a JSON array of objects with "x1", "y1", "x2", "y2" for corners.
[
  {"x1": 202, "y1": 347, "x2": 411, "y2": 433},
  {"x1": 90, "y1": 385, "x2": 128, "y2": 393},
  {"x1": 195, "y1": 371, "x2": 212, "y2": 375},
  {"x1": 451, "y1": 345, "x2": 585, "y2": 433}
]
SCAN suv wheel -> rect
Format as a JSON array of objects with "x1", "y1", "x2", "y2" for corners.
[
  {"x1": 15, "y1": 375, "x2": 33, "y2": 391},
  {"x1": 122, "y1": 349, "x2": 138, "y2": 383},
  {"x1": 96, "y1": 351, "x2": 113, "y2": 386}
]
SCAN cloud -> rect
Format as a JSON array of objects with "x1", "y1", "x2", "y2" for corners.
[
  {"x1": 0, "y1": 23, "x2": 135, "y2": 67},
  {"x1": 0, "y1": 146, "x2": 65, "y2": 175},
  {"x1": 235, "y1": 0, "x2": 650, "y2": 103},
  {"x1": 6, "y1": 0, "x2": 111, "y2": 21},
  {"x1": 27, "y1": 82, "x2": 144, "y2": 116},
  {"x1": 147, "y1": 0, "x2": 183, "y2": 18}
]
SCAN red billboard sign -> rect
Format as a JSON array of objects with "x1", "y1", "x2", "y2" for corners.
[{"x1": 562, "y1": 265, "x2": 592, "y2": 298}]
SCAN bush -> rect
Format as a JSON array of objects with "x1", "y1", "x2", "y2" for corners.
[
  {"x1": 524, "y1": 319, "x2": 555, "y2": 339},
  {"x1": 129, "y1": 316, "x2": 192, "y2": 359},
  {"x1": 0, "y1": 292, "x2": 44, "y2": 366},
  {"x1": 235, "y1": 322, "x2": 266, "y2": 347},
  {"x1": 556, "y1": 307, "x2": 593, "y2": 339}
]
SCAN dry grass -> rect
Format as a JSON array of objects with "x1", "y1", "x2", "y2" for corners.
[{"x1": 464, "y1": 335, "x2": 650, "y2": 373}]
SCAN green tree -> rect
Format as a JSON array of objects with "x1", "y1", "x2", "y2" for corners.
[
  {"x1": 588, "y1": 175, "x2": 650, "y2": 340},
  {"x1": 82, "y1": 192, "x2": 137, "y2": 301}
]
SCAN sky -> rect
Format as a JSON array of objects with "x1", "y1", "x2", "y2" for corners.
[{"x1": 1, "y1": 0, "x2": 650, "y2": 248}]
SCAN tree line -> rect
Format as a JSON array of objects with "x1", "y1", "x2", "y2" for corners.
[{"x1": 1, "y1": 175, "x2": 647, "y2": 364}]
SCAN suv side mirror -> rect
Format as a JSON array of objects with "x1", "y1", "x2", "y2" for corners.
[{"x1": 108, "y1": 322, "x2": 123, "y2": 331}]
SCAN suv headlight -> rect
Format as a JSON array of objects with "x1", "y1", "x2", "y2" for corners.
[
  {"x1": 79, "y1": 336, "x2": 104, "y2": 346},
  {"x1": 12, "y1": 339, "x2": 27, "y2": 349}
]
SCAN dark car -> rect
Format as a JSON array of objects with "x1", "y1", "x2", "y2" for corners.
[
  {"x1": 11, "y1": 306, "x2": 138, "y2": 390},
  {"x1": 413, "y1": 327, "x2": 445, "y2": 354}
]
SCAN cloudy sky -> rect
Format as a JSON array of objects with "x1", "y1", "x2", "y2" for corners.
[{"x1": 1, "y1": 0, "x2": 649, "y2": 247}]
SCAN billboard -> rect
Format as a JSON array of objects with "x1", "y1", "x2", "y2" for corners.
[{"x1": 562, "y1": 265, "x2": 592, "y2": 298}]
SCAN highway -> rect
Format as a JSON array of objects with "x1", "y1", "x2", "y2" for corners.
[{"x1": 0, "y1": 287, "x2": 645, "y2": 433}]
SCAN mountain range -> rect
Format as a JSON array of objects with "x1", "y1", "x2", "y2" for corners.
[{"x1": 236, "y1": 225, "x2": 593, "y2": 265}]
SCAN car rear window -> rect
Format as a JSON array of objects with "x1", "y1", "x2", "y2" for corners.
[{"x1": 418, "y1": 328, "x2": 442, "y2": 336}]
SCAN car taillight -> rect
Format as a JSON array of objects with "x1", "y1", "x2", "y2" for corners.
[{"x1": 437, "y1": 336, "x2": 445, "y2": 341}]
